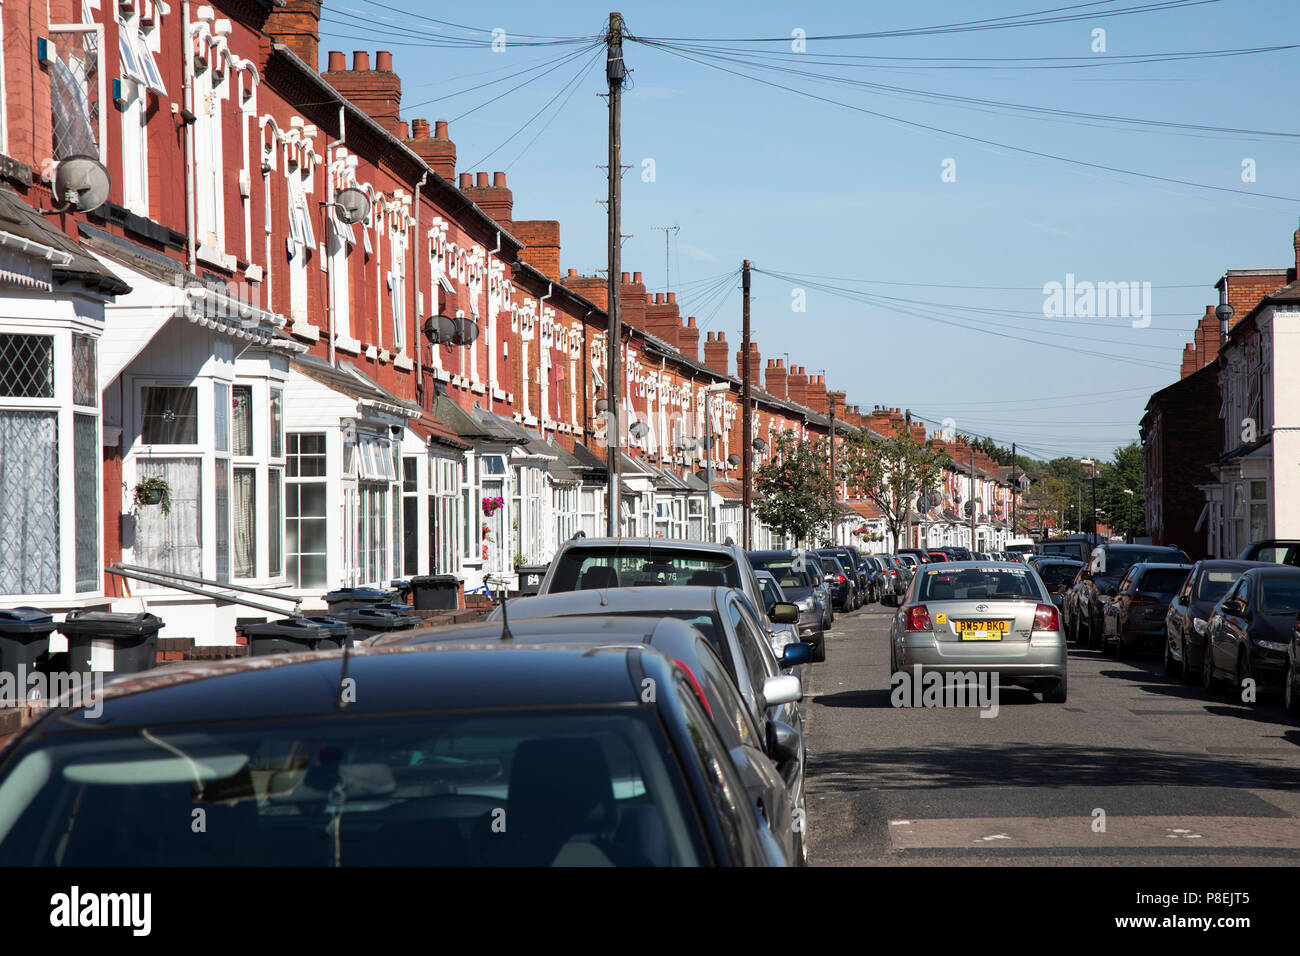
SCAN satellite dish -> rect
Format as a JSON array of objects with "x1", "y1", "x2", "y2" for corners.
[
  {"x1": 727, "y1": 454, "x2": 741, "y2": 466},
  {"x1": 917, "y1": 496, "x2": 928, "y2": 512},
  {"x1": 333, "y1": 187, "x2": 371, "y2": 225},
  {"x1": 52, "y1": 156, "x2": 111, "y2": 214},
  {"x1": 451, "y1": 316, "x2": 479, "y2": 346},
  {"x1": 629, "y1": 421, "x2": 649, "y2": 440},
  {"x1": 422, "y1": 314, "x2": 458, "y2": 345},
  {"x1": 964, "y1": 500, "x2": 974, "y2": 516}
]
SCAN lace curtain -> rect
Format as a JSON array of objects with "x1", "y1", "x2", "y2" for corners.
[
  {"x1": 0, "y1": 411, "x2": 59, "y2": 594},
  {"x1": 134, "y1": 458, "x2": 201, "y2": 577}
]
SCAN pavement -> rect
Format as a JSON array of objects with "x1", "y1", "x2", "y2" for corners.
[{"x1": 803, "y1": 603, "x2": 1300, "y2": 866}]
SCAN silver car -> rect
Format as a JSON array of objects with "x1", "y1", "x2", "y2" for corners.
[{"x1": 888, "y1": 560, "x2": 1068, "y2": 702}]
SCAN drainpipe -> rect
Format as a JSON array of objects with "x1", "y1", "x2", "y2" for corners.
[
  {"x1": 488, "y1": 230, "x2": 501, "y2": 413},
  {"x1": 327, "y1": 105, "x2": 344, "y2": 368},
  {"x1": 182, "y1": 3, "x2": 196, "y2": 273},
  {"x1": 538, "y1": 280, "x2": 552, "y2": 428},
  {"x1": 413, "y1": 170, "x2": 428, "y2": 407}
]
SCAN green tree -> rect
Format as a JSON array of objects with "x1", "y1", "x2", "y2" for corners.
[
  {"x1": 1099, "y1": 442, "x2": 1145, "y2": 541},
  {"x1": 1024, "y1": 473, "x2": 1072, "y2": 534},
  {"x1": 754, "y1": 430, "x2": 837, "y2": 546},
  {"x1": 840, "y1": 423, "x2": 952, "y2": 551}
]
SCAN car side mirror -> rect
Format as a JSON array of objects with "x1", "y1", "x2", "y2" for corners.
[
  {"x1": 765, "y1": 719, "x2": 801, "y2": 765},
  {"x1": 1105, "y1": 585, "x2": 1118, "y2": 597},
  {"x1": 761, "y1": 674, "x2": 802, "y2": 708},
  {"x1": 770, "y1": 602, "x2": 799, "y2": 624},
  {"x1": 781, "y1": 642, "x2": 813, "y2": 668}
]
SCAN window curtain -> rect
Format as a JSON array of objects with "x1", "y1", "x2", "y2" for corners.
[
  {"x1": 0, "y1": 412, "x2": 59, "y2": 594},
  {"x1": 233, "y1": 468, "x2": 256, "y2": 578},
  {"x1": 142, "y1": 387, "x2": 198, "y2": 445},
  {"x1": 74, "y1": 414, "x2": 99, "y2": 592},
  {"x1": 134, "y1": 458, "x2": 201, "y2": 578}
]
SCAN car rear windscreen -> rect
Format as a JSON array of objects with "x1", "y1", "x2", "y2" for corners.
[
  {"x1": 0, "y1": 711, "x2": 701, "y2": 867},
  {"x1": 1038, "y1": 564, "x2": 1079, "y2": 591},
  {"x1": 1196, "y1": 569, "x2": 1244, "y2": 602},
  {"x1": 748, "y1": 556, "x2": 811, "y2": 590},
  {"x1": 1102, "y1": 549, "x2": 1190, "y2": 577},
  {"x1": 918, "y1": 567, "x2": 1040, "y2": 602},
  {"x1": 547, "y1": 548, "x2": 739, "y2": 591},
  {"x1": 1136, "y1": 568, "x2": 1190, "y2": 594},
  {"x1": 1259, "y1": 577, "x2": 1300, "y2": 615}
]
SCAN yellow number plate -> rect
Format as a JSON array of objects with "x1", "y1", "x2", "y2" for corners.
[{"x1": 956, "y1": 620, "x2": 1010, "y2": 641}]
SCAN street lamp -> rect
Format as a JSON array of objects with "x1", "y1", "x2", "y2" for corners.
[
  {"x1": 1122, "y1": 488, "x2": 1134, "y2": 543},
  {"x1": 1080, "y1": 458, "x2": 1098, "y2": 544}
]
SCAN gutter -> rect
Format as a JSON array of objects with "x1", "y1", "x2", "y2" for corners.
[{"x1": 0, "y1": 229, "x2": 74, "y2": 266}]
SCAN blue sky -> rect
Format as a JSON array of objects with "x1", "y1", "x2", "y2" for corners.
[{"x1": 318, "y1": 0, "x2": 1300, "y2": 462}]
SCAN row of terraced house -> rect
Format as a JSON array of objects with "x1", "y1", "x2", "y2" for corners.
[{"x1": 0, "y1": 0, "x2": 1020, "y2": 646}]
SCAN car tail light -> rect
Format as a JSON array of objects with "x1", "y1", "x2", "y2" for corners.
[
  {"x1": 905, "y1": 604, "x2": 933, "y2": 631},
  {"x1": 889, "y1": 569, "x2": 898, "y2": 576},
  {"x1": 674, "y1": 659, "x2": 712, "y2": 719},
  {"x1": 1033, "y1": 603, "x2": 1059, "y2": 631},
  {"x1": 837, "y1": 573, "x2": 846, "y2": 583},
  {"x1": 1129, "y1": 595, "x2": 1158, "y2": 607}
]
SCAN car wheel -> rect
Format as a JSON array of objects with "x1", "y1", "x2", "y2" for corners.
[
  {"x1": 1162, "y1": 635, "x2": 1179, "y2": 678},
  {"x1": 1114, "y1": 629, "x2": 1130, "y2": 659},
  {"x1": 1202, "y1": 644, "x2": 1223, "y2": 694},
  {"x1": 1180, "y1": 638, "x2": 1199, "y2": 686},
  {"x1": 1043, "y1": 673, "x2": 1067, "y2": 703},
  {"x1": 1238, "y1": 651, "x2": 1254, "y2": 706},
  {"x1": 1285, "y1": 661, "x2": 1300, "y2": 718},
  {"x1": 794, "y1": 827, "x2": 808, "y2": 867}
]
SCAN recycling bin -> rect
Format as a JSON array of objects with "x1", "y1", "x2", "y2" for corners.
[
  {"x1": 336, "y1": 605, "x2": 420, "y2": 639},
  {"x1": 59, "y1": 611, "x2": 164, "y2": 675},
  {"x1": 514, "y1": 565, "x2": 549, "y2": 598},
  {"x1": 323, "y1": 587, "x2": 398, "y2": 616},
  {"x1": 0, "y1": 607, "x2": 56, "y2": 677},
  {"x1": 409, "y1": 574, "x2": 461, "y2": 609},
  {"x1": 237, "y1": 617, "x2": 343, "y2": 657},
  {"x1": 302, "y1": 615, "x2": 355, "y2": 649}
]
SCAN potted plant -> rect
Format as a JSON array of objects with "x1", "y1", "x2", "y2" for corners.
[
  {"x1": 513, "y1": 552, "x2": 527, "y2": 569},
  {"x1": 132, "y1": 476, "x2": 172, "y2": 516}
]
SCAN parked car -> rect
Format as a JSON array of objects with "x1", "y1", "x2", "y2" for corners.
[
  {"x1": 754, "y1": 570, "x2": 804, "y2": 657},
  {"x1": 889, "y1": 560, "x2": 1068, "y2": 702},
  {"x1": 0, "y1": 643, "x2": 790, "y2": 866},
  {"x1": 925, "y1": 550, "x2": 950, "y2": 563},
  {"x1": 1032, "y1": 557, "x2": 1084, "y2": 612},
  {"x1": 898, "y1": 548, "x2": 931, "y2": 566},
  {"x1": 1202, "y1": 566, "x2": 1300, "y2": 701},
  {"x1": 1100, "y1": 562, "x2": 1193, "y2": 657},
  {"x1": 941, "y1": 546, "x2": 973, "y2": 562},
  {"x1": 972, "y1": 552, "x2": 993, "y2": 562},
  {"x1": 817, "y1": 547, "x2": 865, "y2": 610},
  {"x1": 819, "y1": 553, "x2": 855, "y2": 611},
  {"x1": 877, "y1": 554, "x2": 908, "y2": 605},
  {"x1": 748, "y1": 550, "x2": 828, "y2": 651},
  {"x1": 1238, "y1": 539, "x2": 1300, "y2": 565},
  {"x1": 1163, "y1": 559, "x2": 1260, "y2": 683},
  {"x1": 1068, "y1": 543, "x2": 1192, "y2": 650},
  {"x1": 858, "y1": 556, "x2": 885, "y2": 603},
  {"x1": 803, "y1": 551, "x2": 835, "y2": 630},
  {"x1": 1038, "y1": 535, "x2": 1094, "y2": 564}
]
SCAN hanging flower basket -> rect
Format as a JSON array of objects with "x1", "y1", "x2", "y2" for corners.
[
  {"x1": 481, "y1": 495, "x2": 504, "y2": 517},
  {"x1": 132, "y1": 476, "x2": 172, "y2": 516}
]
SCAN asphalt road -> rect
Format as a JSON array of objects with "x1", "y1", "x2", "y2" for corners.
[{"x1": 803, "y1": 602, "x2": 1300, "y2": 866}]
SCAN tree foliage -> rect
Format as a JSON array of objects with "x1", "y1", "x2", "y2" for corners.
[
  {"x1": 1098, "y1": 441, "x2": 1144, "y2": 541},
  {"x1": 839, "y1": 423, "x2": 951, "y2": 550},
  {"x1": 753, "y1": 430, "x2": 837, "y2": 546}
]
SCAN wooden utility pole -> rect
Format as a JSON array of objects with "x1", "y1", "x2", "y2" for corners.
[
  {"x1": 969, "y1": 442, "x2": 977, "y2": 550},
  {"x1": 1010, "y1": 441, "x2": 1018, "y2": 535},
  {"x1": 829, "y1": 393, "x2": 837, "y2": 544},
  {"x1": 604, "y1": 12, "x2": 625, "y2": 536},
  {"x1": 741, "y1": 259, "x2": 752, "y2": 549}
]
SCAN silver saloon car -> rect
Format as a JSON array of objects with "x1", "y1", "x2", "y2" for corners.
[{"x1": 888, "y1": 560, "x2": 1069, "y2": 702}]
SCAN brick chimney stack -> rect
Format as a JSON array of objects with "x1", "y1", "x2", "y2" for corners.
[
  {"x1": 787, "y1": 365, "x2": 809, "y2": 405},
  {"x1": 405, "y1": 118, "x2": 457, "y2": 182},
  {"x1": 645, "y1": 291, "x2": 682, "y2": 348},
  {"x1": 462, "y1": 170, "x2": 514, "y2": 226},
  {"x1": 322, "y1": 50, "x2": 403, "y2": 137},
  {"x1": 512, "y1": 221, "x2": 561, "y2": 280},
  {"x1": 765, "y1": 359, "x2": 787, "y2": 399},
  {"x1": 806, "y1": 374, "x2": 829, "y2": 414},
  {"x1": 678, "y1": 317, "x2": 700, "y2": 361},
  {"x1": 265, "y1": 0, "x2": 322, "y2": 68},
  {"x1": 703, "y1": 331, "x2": 730, "y2": 377},
  {"x1": 560, "y1": 273, "x2": 608, "y2": 310}
]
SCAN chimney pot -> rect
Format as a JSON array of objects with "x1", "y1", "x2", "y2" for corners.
[
  {"x1": 434, "y1": 120, "x2": 449, "y2": 139},
  {"x1": 353, "y1": 51, "x2": 369, "y2": 71},
  {"x1": 376, "y1": 50, "x2": 393, "y2": 72},
  {"x1": 458, "y1": 172, "x2": 472, "y2": 189},
  {"x1": 398, "y1": 121, "x2": 409, "y2": 139},
  {"x1": 687, "y1": 316, "x2": 697, "y2": 327},
  {"x1": 411, "y1": 118, "x2": 429, "y2": 138},
  {"x1": 567, "y1": 268, "x2": 577, "y2": 277},
  {"x1": 667, "y1": 292, "x2": 676, "y2": 303},
  {"x1": 654, "y1": 293, "x2": 664, "y2": 304},
  {"x1": 493, "y1": 171, "x2": 506, "y2": 187},
  {"x1": 327, "y1": 50, "x2": 345, "y2": 72},
  {"x1": 645, "y1": 293, "x2": 654, "y2": 304},
  {"x1": 633, "y1": 271, "x2": 642, "y2": 284},
  {"x1": 621, "y1": 272, "x2": 630, "y2": 283},
  {"x1": 475, "y1": 171, "x2": 488, "y2": 187}
]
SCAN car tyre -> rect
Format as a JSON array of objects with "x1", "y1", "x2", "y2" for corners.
[
  {"x1": 1043, "y1": 674, "x2": 1067, "y2": 703},
  {"x1": 1202, "y1": 645, "x2": 1223, "y2": 694},
  {"x1": 1180, "y1": 638, "x2": 1199, "y2": 686},
  {"x1": 1285, "y1": 661, "x2": 1300, "y2": 718},
  {"x1": 1162, "y1": 635, "x2": 1179, "y2": 678}
]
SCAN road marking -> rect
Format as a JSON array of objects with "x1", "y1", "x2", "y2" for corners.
[{"x1": 888, "y1": 816, "x2": 1300, "y2": 850}]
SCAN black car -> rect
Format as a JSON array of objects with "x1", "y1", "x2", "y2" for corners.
[
  {"x1": 1100, "y1": 562, "x2": 1192, "y2": 657},
  {"x1": 0, "y1": 643, "x2": 788, "y2": 866},
  {"x1": 817, "y1": 547, "x2": 866, "y2": 610},
  {"x1": 1203, "y1": 566, "x2": 1300, "y2": 701},
  {"x1": 1069, "y1": 543, "x2": 1191, "y2": 650},
  {"x1": 818, "y1": 553, "x2": 854, "y2": 611},
  {"x1": 1163, "y1": 559, "x2": 1261, "y2": 683},
  {"x1": 747, "y1": 550, "x2": 829, "y2": 645},
  {"x1": 1033, "y1": 557, "x2": 1084, "y2": 612},
  {"x1": 897, "y1": 548, "x2": 931, "y2": 566},
  {"x1": 1238, "y1": 539, "x2": 1300, "y2": 565}
]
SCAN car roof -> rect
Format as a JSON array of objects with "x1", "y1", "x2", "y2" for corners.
[
  {"x1": 485, "y1": 586, "x2": 727, "y2": 621},
  {"x1": 23, "y1": 644, "x2": 660, "y2": 736},
  {"x1": 1194, "y1": 559, "x2": 1267, "y2": 570},
  {"x1": 1241, "y1": 565, "x2": 1300, "y2": 579},
  {"x1": 1035, "y1": 557, "x2": 1083, "y2": 565},
  {"x1": 558, "y1": 537, "x2": 742, "y2": 557},
  {"x1": 1099, "y1": 543, "x2": 1185, "y2": 552},
  {"x1": 1130, "y1": 562, "x2": 1193, "y2": 572}
]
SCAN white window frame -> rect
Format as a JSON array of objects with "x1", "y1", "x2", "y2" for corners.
[
  {"x1": 193, "y1": 46, "x2": 227, "y2": 254},
  {"x1": 49, "y1": 21, "x2": 108, "y2": 164}
]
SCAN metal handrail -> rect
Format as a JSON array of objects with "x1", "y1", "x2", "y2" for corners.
[{"x1": 106, "y1": 564, "x2": 302, "y2": 617}]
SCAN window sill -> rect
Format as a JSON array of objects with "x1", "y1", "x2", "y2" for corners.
[
  {"x1": 336, "y1": 335, "x2": 362, "y2": 355},
  {"x1": 290, "y1": 321, "x2": 320, "y2": 342},
  {"x1": 196, "y1": 244, "x2": 236, "y2": 271},
  {"x1": 393, "y1": 353, "x2": 413, "y2": 371},
  {"x1": 470, "y1": 382, "x2": 486, "y2": 395}
]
